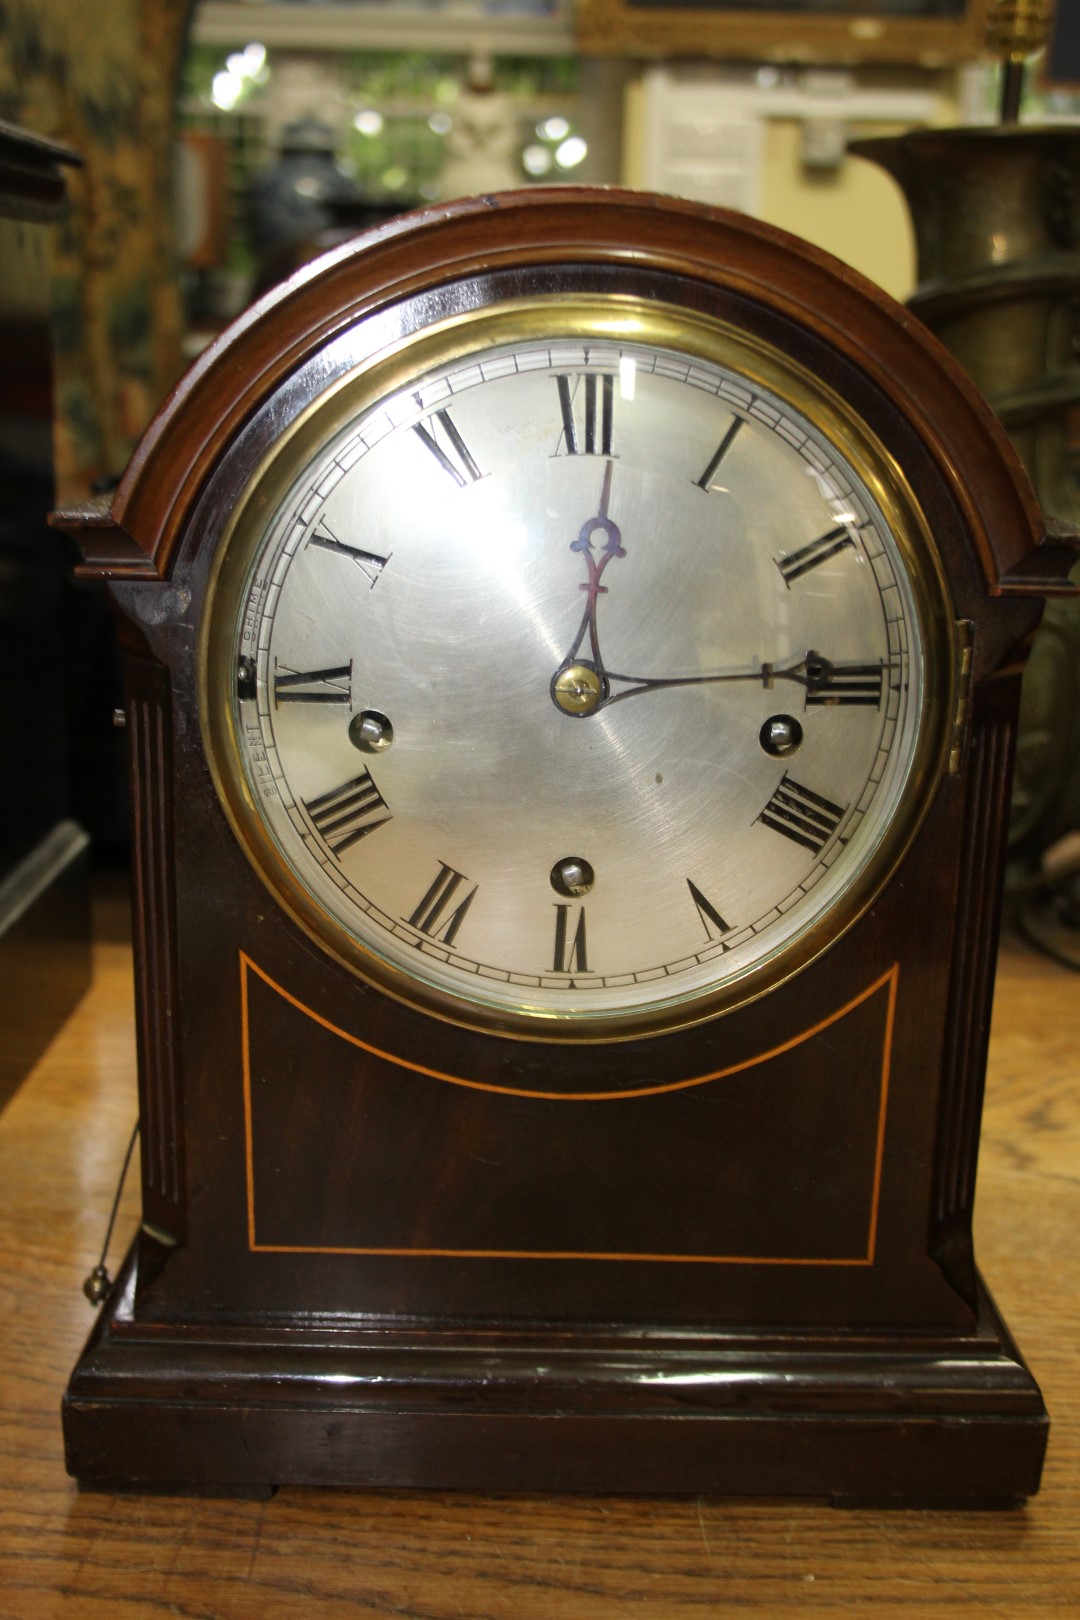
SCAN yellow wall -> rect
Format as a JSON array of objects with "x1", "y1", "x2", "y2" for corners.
[
  {"x1": 623, "y1": 73, "x2": 962, "y2": 305},
  {"x1": 759, "y1": 120, "x2": 915, "y2": 302}
]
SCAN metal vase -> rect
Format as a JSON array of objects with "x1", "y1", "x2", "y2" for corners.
[{"x1": 853, "y1": 126, "x2": 1080, "y2": 879}]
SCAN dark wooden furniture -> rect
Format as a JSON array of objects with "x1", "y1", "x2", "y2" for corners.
[
  {"x1": 54, "y1": 188, "x2": 1077, "y2": 1502},
  {"x1": 0, "y1": 122, "x2": 90, "y2": 1109}
]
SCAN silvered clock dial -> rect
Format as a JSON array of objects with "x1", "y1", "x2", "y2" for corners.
[{"x1": 203, "y1": 299, "x2": 952, "y2": 1035}]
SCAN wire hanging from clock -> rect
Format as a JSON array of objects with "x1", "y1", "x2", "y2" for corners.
[{"x1": 82, "y1": 1119, "x2": 140, "y2": 1305}]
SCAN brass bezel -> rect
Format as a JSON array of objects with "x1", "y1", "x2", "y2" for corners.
[{"x1": 200, "y1": 294, "x2": 956, "y2": 1043}]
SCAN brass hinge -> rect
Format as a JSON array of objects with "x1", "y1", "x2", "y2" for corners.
[{"x1": 948, "y1": 619, "x2": 975, "y2": 775}]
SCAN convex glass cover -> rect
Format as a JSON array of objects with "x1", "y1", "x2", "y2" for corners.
[{"x1": 202, "y1": 299, "x2": 953, "y2": 1036}]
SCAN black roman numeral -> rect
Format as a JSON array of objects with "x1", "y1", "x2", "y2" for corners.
[
  {"x1": 552, "y1": 904, "x2": 589, "y2": 973},
  {"x1": 407, "y1": 862, "x2": 478, "y2": 945},
  {"x1": 694, "y1": 416, "x2": 743, "y2": 491},
  {"x1": 304, "y1": 771, "x2": 391, "y2": 853},
  {"x1": 308, "y1": 521, "x2": 389, "y2": 587},
  {"x1": 555, "y1": 373, "x2": 615, "y2": 457},
  {"x1": 413, "y1": 409, "x2": 483, "y2": 487},
  {"x1": 805, "y1": 662, "x2": 884, "y2": 708},
  {"x1": 759, "y1": 774, "x2": 845, "y2": 854},
  {"x1": 687, "y1": 879, "x2": 730, "y2": 940},
  {"x1": 273, "y1": 661, "x2": 352, "y2": 706},
  {"x1": 776, "y1": 526, "x2": 854, "y2": 585}
]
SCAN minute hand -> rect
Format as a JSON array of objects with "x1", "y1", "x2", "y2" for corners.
[{"x1": 596, "y1": 651, "x2": 883, "y2": 710}]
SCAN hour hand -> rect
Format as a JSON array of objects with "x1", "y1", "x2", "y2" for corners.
[
  {"x1": 558, "y1": 461, "x2": 625, "y2": 676},
  {"x1": 572, "y1": 520, "x2": 624, "y2": 568}
]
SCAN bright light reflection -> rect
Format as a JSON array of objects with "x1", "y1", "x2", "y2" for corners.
[
  {"x1": 637, "y1": 1370, "x2": 769, "y2": 1386},
  {"x1": 619, "y1": 356, "x2": 637, "y2": 401},
  {"x1": 456, "y1": 498, "x2": 562, "y2": 662},
  {"x1": 354, "y1": 108, "x2": 384, "y2": 138},
  {"x1": 555, "y1": 135, "x2": 588, "y2": 170},
  {"x1": 211, "y1": 71, "x2": 244, "y2": 111},
  {"x1": 523, "y1": 144, "x2": 553, "y2": 177},
  {"x1": 467, "y1": 515, "x2": 531, "y2": 570},
  {"x1": 805, "y1": 465, "x2": 841, "y2": 504},
  {"x1": 223, "y1": 43, "x2": 268, "y2": 89},
  {"x1": 538, "y1": 115, "x2": 571, "y2": 142}
]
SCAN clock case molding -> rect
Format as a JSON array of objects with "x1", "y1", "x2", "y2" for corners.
[{"x1": 56, "y1": 188, "x2": 1077, "y2": 1502}]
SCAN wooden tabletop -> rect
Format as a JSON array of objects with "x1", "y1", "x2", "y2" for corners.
[{"x1": 1, "y1": 880, "x2": 1077, "y2": 1619}]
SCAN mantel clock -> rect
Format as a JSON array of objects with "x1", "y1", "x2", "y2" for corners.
[{"x1": 58, "y1": 188, "x2": 1075, "y2": 1503}]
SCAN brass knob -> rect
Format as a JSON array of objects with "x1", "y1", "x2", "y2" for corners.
[{"x1": 986, "y1": 0, "x2": 1051, "y2": 61}]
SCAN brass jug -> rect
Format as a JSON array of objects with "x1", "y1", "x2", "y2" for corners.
[{"x1": 853, "y1": 126, "x2": 1080, "y2": 879}]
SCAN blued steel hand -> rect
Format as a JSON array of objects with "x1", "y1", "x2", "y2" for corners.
[
  {"x1": 560, "y1": 460, "x2": 625, "y2": 674},
  {"x1": 598, "y1": 651, "x2": 881, "y2": 710},
  {"x1": 549, "y1": 472, "x2": 881, "y2": 719},
  {"x1": 551, "y1": 638, "x2": 883, "y2": 719}
]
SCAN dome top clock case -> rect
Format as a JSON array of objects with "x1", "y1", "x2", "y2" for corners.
[{"x1": 59, "y1": 188, "x2": 1076, "y2": 1502}]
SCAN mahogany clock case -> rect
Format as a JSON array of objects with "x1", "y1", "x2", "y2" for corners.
[{"x1": 57, "y1": 189, "x2": 1072, "y2": 1502}]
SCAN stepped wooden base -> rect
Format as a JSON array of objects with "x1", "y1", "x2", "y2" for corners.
[{"x1": 64, "y1": 1245, "x2": 1047, "y2": 1505}]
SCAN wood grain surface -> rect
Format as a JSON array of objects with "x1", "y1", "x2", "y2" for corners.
[{"x1": 1, "y1": 880, "x2": 1077, "y2": 1619}]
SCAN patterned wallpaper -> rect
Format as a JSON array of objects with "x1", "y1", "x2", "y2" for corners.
[{"x1": 0, "y1": 0, "x2": 191, "y2": 503}]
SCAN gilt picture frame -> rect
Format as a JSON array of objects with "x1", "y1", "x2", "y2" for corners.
[{"x1": 575, "y1": 0, "x2": 993, "y2": 65}]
